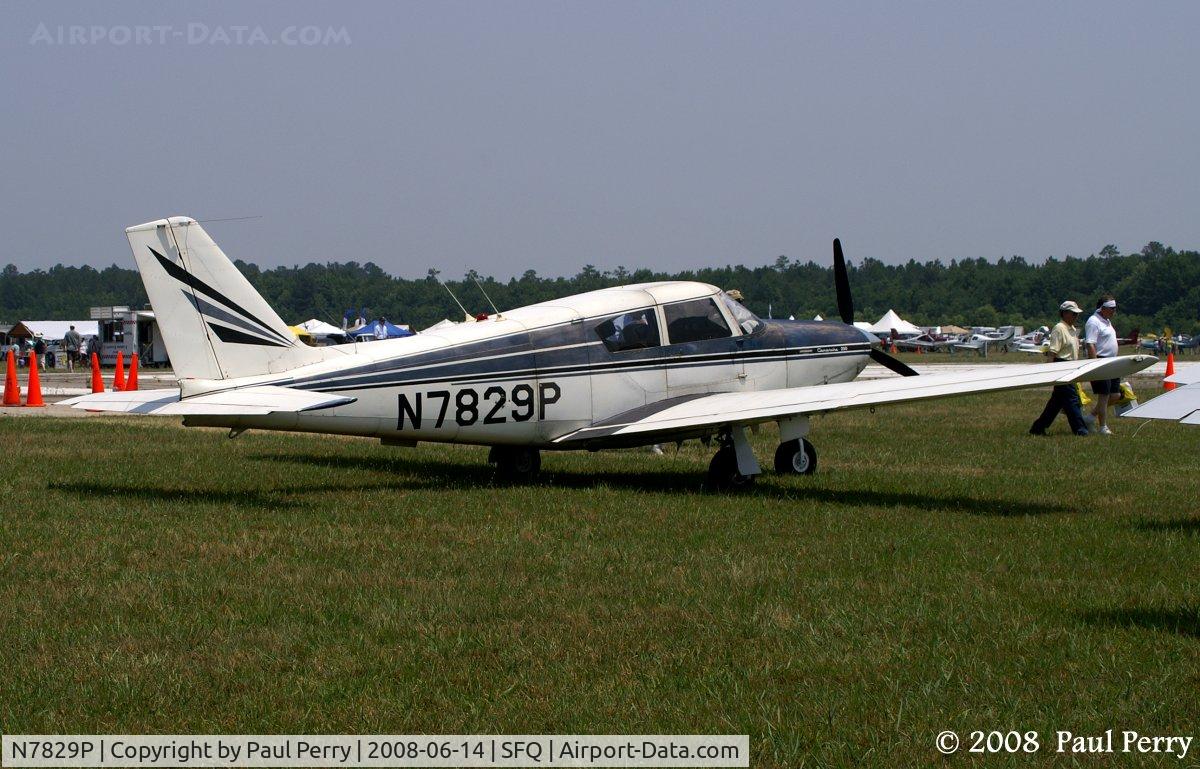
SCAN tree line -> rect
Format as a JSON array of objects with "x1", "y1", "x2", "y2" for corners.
[{"x1": 2, "y1": 242, "x2": 1197, "y2": 336}]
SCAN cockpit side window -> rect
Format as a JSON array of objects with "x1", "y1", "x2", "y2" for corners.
[
  {"x1": 719, "y1": 291, "x2": 764, "y2": 336},
  {"x1": 595, "y1": 309, "x2": 661, "y2": 353},
  {"x1": 663, "y1": 297, "x2": 733, "y2": 344}
]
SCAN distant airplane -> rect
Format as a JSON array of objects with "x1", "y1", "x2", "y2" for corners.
[
  {"x1": 64, "y1": 218, "x2": 1155, "y2": 489},
  {"x1": 1117, "y1": 328, "x2": 1140, "y2": 347},
  {"x1": 1139, "y1": 333, "x2": 1197, "y2": 354},
  {"x1": 892, "y1": 333, "x2": 956, "y2": 353},
  {"x1": 954, "y1": 327, "x2": 1016, "y2": 356},
  {"x1": 1014, "y1": 326, "x2": 1050, "y2": 355}
]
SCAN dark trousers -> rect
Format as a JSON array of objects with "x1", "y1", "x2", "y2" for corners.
[{"x1": 1031, "y1": 384, "x2": 1089, "y2": 435}]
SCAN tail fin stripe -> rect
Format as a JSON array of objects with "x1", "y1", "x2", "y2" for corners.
[
  {"x1": 149, "y1": 247, "x2": 292, "y2": 345},
  {"x1": 207, "y1": 322, "x2": 291, "y2": 347},
  {"x1": 183, "y1": 291, "x2": 290, "y2": 346}
]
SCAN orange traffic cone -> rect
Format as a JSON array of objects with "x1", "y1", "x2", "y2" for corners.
[
  {"x1": 24, "y1": 352, "x2": 45, "y2": 407},
  {"x1": 1164, "y1": 352, "x2": 1176, "y2": 391},
  {"x1": 3, "y1": 349, "x2": 19, "y2": 406},
  {"x1": 113, "y1": 351, "x2": 126, "y2": 391},
  {"x1": 90, "y1": 352, "x2": 105, "y2": 393},
  {"x1": 126, "y1": 353, "x2": 139, "y2": 391}
]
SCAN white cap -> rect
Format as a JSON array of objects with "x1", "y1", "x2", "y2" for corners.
[{"x1": 1059, "y1": 300, "x2": 1082, "y2": 313}]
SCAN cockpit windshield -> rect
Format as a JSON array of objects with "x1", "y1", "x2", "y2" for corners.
[{"x1": 719, "y1": 292, "x2": 764, "y2": 336}]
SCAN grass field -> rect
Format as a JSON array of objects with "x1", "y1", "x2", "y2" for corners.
[{"x1": 1, "y1": 387, "x2": 1197, "y2": 767}]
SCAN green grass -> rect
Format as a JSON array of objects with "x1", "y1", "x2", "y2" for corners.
[{"x1": 1, "y1": 389, "x2": 1198, "y2": 767}]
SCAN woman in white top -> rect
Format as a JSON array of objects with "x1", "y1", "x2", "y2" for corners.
[{"x1": 1084, "y1": 293, "x2": 1120, "y2": 435}]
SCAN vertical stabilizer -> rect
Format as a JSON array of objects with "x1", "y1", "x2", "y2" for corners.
[{"x1": 126, "y1": 216, "x2": 329, "y2": 380}]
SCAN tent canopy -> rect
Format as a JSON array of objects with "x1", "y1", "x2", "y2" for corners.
[
  {"x1": 422, "y1": 318, "x2": 462, "y2": 332},
  {"x1": 10, "y1": 320, "x2": 98, "y2": 340},
  {"x1": 868, "y1": 310, "x2": 921, "y2": 335},
  {"x1": 348, "y1": 320, "x2": 413, "y2": 339},
  {"x1": 296, "y1": 318, "x2": 346, "y2": 337}
]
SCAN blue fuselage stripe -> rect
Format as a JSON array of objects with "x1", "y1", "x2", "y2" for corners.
[{"x1": 305, "y1": 347, "x2": 868, "y2": 393}]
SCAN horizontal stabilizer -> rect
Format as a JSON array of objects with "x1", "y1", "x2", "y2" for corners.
[
  {"x1": 61, "y1": 386, "x2": 354, "y2": 416},
  {"x1": 59, "y1": 388, "x2": 182, "y2": 414}
]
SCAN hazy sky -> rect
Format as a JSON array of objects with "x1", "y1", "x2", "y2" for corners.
[{"x1": 1, "y1": 1, "x2": 1196, "y2": 278}]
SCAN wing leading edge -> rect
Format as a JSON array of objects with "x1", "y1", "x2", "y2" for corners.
[{"x1": 556, "y1": 355, "x2": 1157, "y2": 445}]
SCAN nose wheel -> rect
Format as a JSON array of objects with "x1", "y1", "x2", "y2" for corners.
[
  {"x1": 774, "y1": 438, "x2": 817, "y2": 475},
  {"x1": 489, "y1": 446, "x2": 541, "y2": 482}
]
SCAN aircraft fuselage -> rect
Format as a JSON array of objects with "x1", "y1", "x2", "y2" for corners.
[{"x1": 183, "y1": 285, "x2": 872, "y2": 449}]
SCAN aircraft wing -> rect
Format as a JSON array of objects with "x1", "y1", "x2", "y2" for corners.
[
  {"x1": 1120, "y1": 366, "x2": 1200, "y2": 425},
  {"x1": 60, "y1": 386, "x2": 354, "y2": 415},
  {"x1": 556, "y1": 356, "x2": 1156, "y2": 446}
]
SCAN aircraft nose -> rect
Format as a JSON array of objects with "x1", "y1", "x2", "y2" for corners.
[{"x1": 852, "y1": 325, "x2": 879, "y2": 346}]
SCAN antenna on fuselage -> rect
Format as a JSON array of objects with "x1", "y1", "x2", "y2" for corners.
[
  {"x1": 472, "y1": 276, "x2": 503, "y2": 319},
  {"x1": 439, "y1": 280, "x2": 474, "y2": 322}
]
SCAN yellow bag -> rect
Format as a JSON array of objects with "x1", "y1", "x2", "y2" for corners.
[
  {"x1": 1113, "y1": 381, "x2": 1137, "y2": 408},
  {"x1": 1076, "y1": 382, "x2": 1092, "y2": 406}
]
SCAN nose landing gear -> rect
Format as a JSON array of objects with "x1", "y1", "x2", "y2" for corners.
[{"x1": 774, "y1": 438, "x2": 817, "y2": 475}]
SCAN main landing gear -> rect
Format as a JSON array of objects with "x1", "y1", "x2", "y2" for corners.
[
  {"x1": 706, "y1": 441, "x2": 757, "y2": 492},
  {"x1": 705, "y1": 418, "x2": 818, "y2": 491},
  {"x1": 488, "y1": 446, "x2": 541, "y2": 483}
]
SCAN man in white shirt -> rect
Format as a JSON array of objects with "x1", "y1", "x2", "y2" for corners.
[{"x1": 1084, "y1": 294, "x2": 1120, "y2": 435}]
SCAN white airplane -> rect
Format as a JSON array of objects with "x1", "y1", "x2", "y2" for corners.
[
  {"x1": 954, "y1": 326, "x2": 1017, "y2": 356},
  {"x1": 64, "y1": 217, "x2": 1157, "y2": 489}
]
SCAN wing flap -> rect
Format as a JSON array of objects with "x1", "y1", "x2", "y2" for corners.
[{"x1": 557, "y1": 355, "x2": 1156, "y2": 444}]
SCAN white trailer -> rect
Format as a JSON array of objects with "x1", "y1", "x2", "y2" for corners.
[{"x1": 89, "y1": 306, "x2": 169, "y2": 367}]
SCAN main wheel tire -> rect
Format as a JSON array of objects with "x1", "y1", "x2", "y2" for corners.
[
  {"x1": 774, "y1": 438, "x2": 817, "y2": 475},
  {"x1": 705, "y1": 446, "x2": 756, "y2": 492},
  {"x1": 489, "y1": 446, "x2": 541, "y2": 482}
]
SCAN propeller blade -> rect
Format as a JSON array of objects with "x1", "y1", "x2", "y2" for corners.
[
  {"x1": 833, "y1": 238, "x2": 853, "y2": 324},
  {"x1": 870, "y1": 347, "x2": 920, "y2": 377}
]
